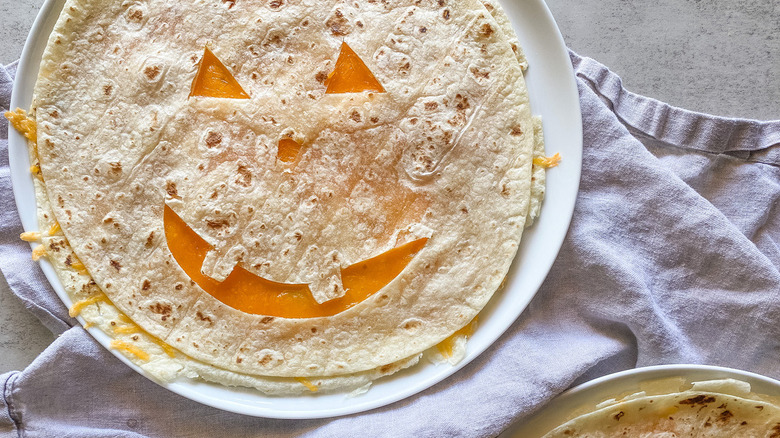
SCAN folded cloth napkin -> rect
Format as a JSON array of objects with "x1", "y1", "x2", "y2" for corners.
[{"x1": 1, "y1": 51, "x2": 779, "y2": 438}]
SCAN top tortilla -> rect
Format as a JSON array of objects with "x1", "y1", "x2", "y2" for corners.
[{"x1": 33, "y1": 0, "x2": 533, "y2": 377}]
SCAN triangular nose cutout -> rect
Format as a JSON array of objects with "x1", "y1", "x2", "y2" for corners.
[
  {"x1": 189, "y1": 47, "x2": 250, "y2": 99},
  {"x1": 324, "y1": 42, "x2": 386, "y2": 94}
]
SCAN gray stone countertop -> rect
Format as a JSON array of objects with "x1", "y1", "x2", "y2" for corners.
[{"x1": 1, "y1": 0, "x2": 778, "y2": 384}]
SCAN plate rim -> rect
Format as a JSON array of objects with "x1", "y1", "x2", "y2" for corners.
[{"x1": 8, "y1": 0, "x2": 583, "y2": 419}]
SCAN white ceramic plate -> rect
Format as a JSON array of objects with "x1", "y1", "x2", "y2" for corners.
[
  {"x1": 8, "y1": 0, "x2": 582, "y2": 418},
  {"x1": 501, "y1": 365, "x2": 780, "y2": 437}
]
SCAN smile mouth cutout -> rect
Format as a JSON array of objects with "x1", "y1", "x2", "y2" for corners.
[{"x1": 164, "y1": 204, "x2": 428, "y2": 319}]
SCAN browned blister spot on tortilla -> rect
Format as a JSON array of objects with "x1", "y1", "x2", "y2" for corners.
[
  {"x1": 679, "y1": 395, "x2": 716, "y2": 406},
  {"x1": 235, "y1": 164, "x2": 252, "y2": 187},
  {"x1": 325, "y1": 9, "x2": 350, "y2": 36},
  {"x1": 128, "y1": 8, "x2": 143, "y2": 21},
  {"x1": 206, "y1": 218, "x2": 230, "y2": 229},
  {"x1": 110, "y1": 260, "x2": 122, "y2": 271},
  {"x1": 403, "y1": 320, "x2": 421, "y2": 330},
  {"x1": 205, "y1": 131, "x2": 222, "y2": 148},
  {"x1": 469, "y1": 66, "x2": 489, "y2": 79},
  {"x1": 166, "y1": 181, "x2": 179, "y2": 198},
  {"x1": 717, "y1": 410, "x2": 733, "y2": 423},
  {"x1": 149, "y1": 302, "x2": 172, "y2": 316},
  {"x1": 109, "y1": 162, "x2": 122, "y2": 175},
  {"x1": 479, "y1": 22, "x2": 494, "y2": 37},
  {"x1": 144, "y1": 65, "x2": 160, "y2": 80},
  {"x1": 49, "y1": 240, "x2": 64, "y2": 252}
]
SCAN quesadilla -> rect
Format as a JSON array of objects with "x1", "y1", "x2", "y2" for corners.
[{"x1": 10, "y1": 0, "x2": 550, "y2": 394}]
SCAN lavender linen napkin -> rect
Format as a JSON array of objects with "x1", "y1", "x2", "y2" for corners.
[{"x1": 2, "y1": 52, "x2": 779, "y2": 437}]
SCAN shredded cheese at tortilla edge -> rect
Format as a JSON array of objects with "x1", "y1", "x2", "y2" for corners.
[
  {"x1": 150, "y1": 336, "x2": 178, "y2": 358},
  {"x1": 295, "y1": 377, "x2": 319, "y2": 392},
  {"x1": 20, "y1": 231, "x2": 41, "y2": 242},
  {"x1": 30, "y1": 164, "x2": 43, "y2": 181},
  {"x1": 437, "y1": 316, "x2": 479, "y2": 358},
  {"x1": 68, "y1": 293, "x2": 108, "y2": 317},
  {"x1": 110, "y1": 340, "x2": 150, "y2": 361},
  {"x1": 4, "y1": 108, "x2": 37, "y2": 144},
  {"x1": 113, "y1": 325, "x2": 141, "y2": 335},
  {"x1": 31, "y1": 244, "x2": 47, "y2": 261},
  {"x1": 48, "y1": 222, "x2": 61, "y2": 235},
  {"x1": 533, "y1": 152, "x2": 561, "y2": 168}
]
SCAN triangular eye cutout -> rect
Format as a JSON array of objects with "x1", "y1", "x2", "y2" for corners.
[
  {"x1": 189, "y1": 47, "x2": 250, "y2": 99},
  {"x1": 324, "y1": 42, "x2": 385, "y2": 94}
]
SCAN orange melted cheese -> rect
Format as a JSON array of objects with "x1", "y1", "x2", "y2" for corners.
[
  {"x1": 113, "y1": 325, "x2": 141, "y2": 335},
  {"x1": 324, "y1": 42, "x2": 385, "y2": 94},
  {"x1": 20, "y1": 231, "x2": 41, "y2": 242},
  {"x1": 4, "y1": 108, "x2": 37, "y2": 144},
  {"x1": 295, "y1": 377, "x2": 319, "y2": 392},
  {"x1": 164, "y1": 204, "x2": 427, "y2": 318},
  {"x1": 189, "y1": 47, "x2": 250, "y2": 99},
  {"x1": 113, "y1": 315, "x2": 178, "y2": 358},
  {"x1": 31, "y1": 244, "x2": 47, "y2": 261},
  {"x1": 110, "y1": 340, "x2": 150, "y2": 361},
  {"x1": 533, "y1": 152, "x2": 561, "y2": 169},
  {"x1": 48, "y1": 221, "x2": 61, "y2": 235},
  {"x1": 29, "y1": 164, "x2": 43, "y2": 181},
  {"x1": 437, "y1": 316, "x2": 479, "y2": 358},
  {"x1": 69, "y1": 294, "x2": 108, "y2": 317},
  {"x1": 277, "y1": 138, "x2": 302, "y2": 163},
  {"x1": 68, "y1": 258, "x2": 89, "y2": 276}
]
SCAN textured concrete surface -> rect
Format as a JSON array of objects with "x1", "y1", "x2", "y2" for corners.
[
  {"x1": 0, "y1": 0, "x2": 44, "y2": 65},
  {"x1": 548, "y1": 0, "x2": 779, "y2": 120},
  {"x1": 0, "y1": 273, "x2": 56, "y2": 373},
  {"x1": 0, "y1": 0, "x2": 777, "y2": 376}
]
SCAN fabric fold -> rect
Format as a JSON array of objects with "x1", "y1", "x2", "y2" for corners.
[{"x1": 571, "y1": 52, "x2": 780, "y2": 157}]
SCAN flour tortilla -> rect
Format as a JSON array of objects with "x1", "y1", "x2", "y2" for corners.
[
  {"x1": 542, "y1": 379, "x2": 780, "y2": 437},
  {"x1": 33, "y1": 0, "x2": 536, "y2": 378}
]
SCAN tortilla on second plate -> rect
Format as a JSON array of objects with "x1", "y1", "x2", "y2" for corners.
[{"x1": 543, "y1": 379, "x2": 780, "y2": 437}]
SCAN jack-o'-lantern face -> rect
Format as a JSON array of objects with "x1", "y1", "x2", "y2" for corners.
[{"x1": 163, "y1": 43, "x2": 430, "y2": 319}]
